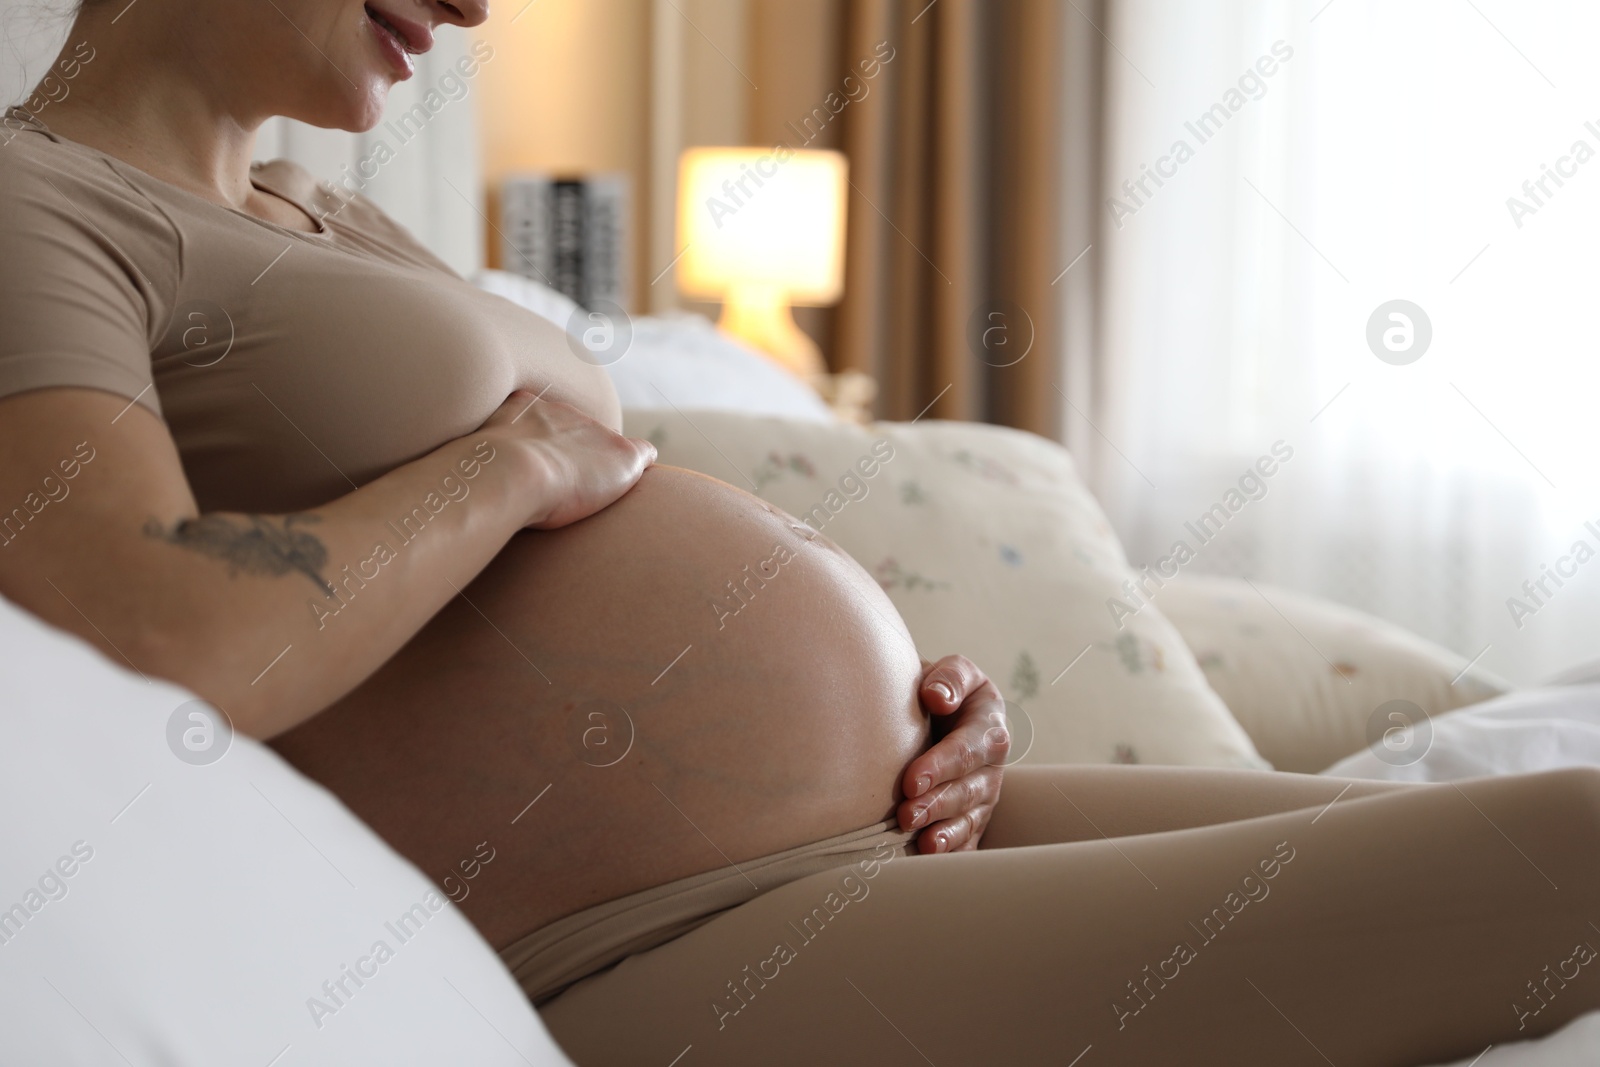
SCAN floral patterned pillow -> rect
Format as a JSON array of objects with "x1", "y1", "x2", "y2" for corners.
[
  {"x1": 1158, "y1": 576, "x2": 1508, "y2": 772},
  {"x1": 624, "y1": 410, "x2": 1266, "y2": 769}
]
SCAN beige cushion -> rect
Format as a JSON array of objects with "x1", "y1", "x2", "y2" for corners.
[
  {"x1": 1157, "y1": 576, "x2": 1509, "y2": 773},
  {"x1": 625, "y1": 410, "x2": 1266, "y2": 769}
]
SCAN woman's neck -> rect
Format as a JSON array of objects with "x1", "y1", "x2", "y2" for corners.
[{"x1": 33, "y1": 11, "x2": 265, "y2": 211}]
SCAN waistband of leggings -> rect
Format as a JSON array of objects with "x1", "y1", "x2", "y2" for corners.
[{"x1": 499, "y1": 818, "x2": 915, "y2": 1005}]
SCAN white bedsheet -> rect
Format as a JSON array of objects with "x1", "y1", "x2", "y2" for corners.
[{"x1": 1323, "y1": 685, "x2": 1600, "y2": 1066}]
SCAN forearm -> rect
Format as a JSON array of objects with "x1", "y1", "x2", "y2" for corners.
[
  {"x1": 86, "y1": 433, "x2": 535, "y2": 737},
  {"x1": 1, "y1": 386, "x2": 651, "y2": 739}
]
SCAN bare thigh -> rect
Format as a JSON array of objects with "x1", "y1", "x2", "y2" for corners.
[{"x1": 538, "y1": 766, "x2": 1600, "y2": 1067}]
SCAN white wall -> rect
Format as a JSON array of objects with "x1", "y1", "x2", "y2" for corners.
[{"x1": 0, "y1": 2, "x2": 484, "y2": 275}]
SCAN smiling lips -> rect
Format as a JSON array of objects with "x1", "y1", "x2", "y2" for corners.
[{"x1": 364, "y1": 4, "x2": 433, "y2": 78}]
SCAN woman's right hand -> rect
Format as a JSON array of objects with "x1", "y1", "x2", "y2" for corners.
[{"x1": 477, "y1": 390, "x2": 657, "y2": 530}]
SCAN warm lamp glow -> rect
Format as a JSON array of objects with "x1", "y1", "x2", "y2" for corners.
[{"x1": 677, "y1": 147, "x2": 848, "y2": 377}]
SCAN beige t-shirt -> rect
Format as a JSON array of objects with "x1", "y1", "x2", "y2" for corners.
[{"x1": 0, "y1": 107, "x2": 611, "y2": 513}]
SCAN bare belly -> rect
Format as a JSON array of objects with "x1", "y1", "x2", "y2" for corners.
[{"x1": 270, "y1": 466, "x2": 928, "y2": 949}]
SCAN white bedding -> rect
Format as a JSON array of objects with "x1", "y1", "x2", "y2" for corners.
[
  {"x1": 1324, "y1": 685, "x2": 1600, "y2": 1065},
  {"x1": 473, "y1": 270, "x2": 837, "y2": 422},
  {"x1": 0, "y1": 595, "x2": 572, "y2": 1064},
  {"x1": 1324, "y1": 685, "x2": 1600, "y2": 784}
]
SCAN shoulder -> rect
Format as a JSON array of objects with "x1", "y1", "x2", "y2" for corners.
[
  {"x1": 250, "y1": 157, "x2": 321, "y2": 203},
  {"x1": 0, "y1": 129, "x2": 169, "y2": 230},
  {"x1": 0, "y1": 129, "x2": 181, "y2": 271},
  {"x1": 0, "y1": 130, "x2": 111, "y2": 215},
  {"x1": 0, "y1": 130, "x2": 181, "y2": 343},
  {"x1": 254, "y1": 156, "x2": 389, "y2": 233}
]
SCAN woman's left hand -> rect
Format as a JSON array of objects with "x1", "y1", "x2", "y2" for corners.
[{"x1": 897, "y1": 655, "x2": 1010, "y2": 853}]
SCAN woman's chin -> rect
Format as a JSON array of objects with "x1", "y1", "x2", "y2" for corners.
[{"x1": 341, "y1": 88, "x2": 392, "y2": 133}]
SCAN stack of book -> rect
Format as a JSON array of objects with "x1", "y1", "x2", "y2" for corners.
[{"x1": 499, "y1": 173, "x2": 631, "y2": 312}]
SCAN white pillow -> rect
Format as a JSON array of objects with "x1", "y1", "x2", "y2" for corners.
[
  {"x1": 472, "y1": 269, "x2": 582, "y2": 327},
  {"x1": 0, "y1": 596, "x2": 571, "y2": 1066},
  {"x1": 473, "y1": 271, "x2": 835, "y2": 422},
  {"x1": 626, "y1": 410, "x2": 1266, "y2": 769},
  {"x1": 606, "y1": 312, "x2": 837, "y2": 421}
]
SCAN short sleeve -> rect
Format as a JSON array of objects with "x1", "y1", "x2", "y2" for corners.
[{"x1": 0, "y1": 143, "x2": 177, "y2": 416}]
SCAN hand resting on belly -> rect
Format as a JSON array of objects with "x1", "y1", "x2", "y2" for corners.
[{"x1": 270, "y1": 465, "x2": 930, "y2": 949}]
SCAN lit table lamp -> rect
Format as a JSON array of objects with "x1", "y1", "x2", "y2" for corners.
[{"x1": 676, "y1": 147, "x2": 848, "y2": 378}]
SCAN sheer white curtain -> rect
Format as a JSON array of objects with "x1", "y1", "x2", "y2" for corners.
[
  {"x1": 2, "y1": 4, "x2": 483, "y2": 275},
  {"x1": 1098, "y1": 0, "x2": 1600, "y2": 685}
]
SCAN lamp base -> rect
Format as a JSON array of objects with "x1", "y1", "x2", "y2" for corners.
[
  {"x1": 808, "y1": 368, "x2": 878, "y2": 424},
  {"x1": 716, "y1": 285, "x2": 827, "y2": 379}
]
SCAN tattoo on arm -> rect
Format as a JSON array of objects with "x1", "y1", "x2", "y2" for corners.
[{"x1": 143, "y1": 513, "x2": 335, "y2": 595}]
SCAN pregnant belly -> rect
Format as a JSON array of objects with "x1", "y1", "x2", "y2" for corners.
[{"x1": 270, "y1": 466, "x2": 928, "y2": 949}]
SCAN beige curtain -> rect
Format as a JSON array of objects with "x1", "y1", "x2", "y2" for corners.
[{"x1": 739, "y1": 0, "x2": 1105, "y2": 440}]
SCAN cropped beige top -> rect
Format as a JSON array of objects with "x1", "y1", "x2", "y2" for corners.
[{"x1": 0, "y1": 107, "x2": 615, "y2": 514}]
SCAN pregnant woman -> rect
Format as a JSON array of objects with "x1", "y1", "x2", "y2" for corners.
[{"x1": 2, "y1": 1, "x2": 1598, "y2": 1064}]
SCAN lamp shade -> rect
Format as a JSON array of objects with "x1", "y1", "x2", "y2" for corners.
[{"x1": 676, "y1": 147, "x2": 848, "y2": 307}]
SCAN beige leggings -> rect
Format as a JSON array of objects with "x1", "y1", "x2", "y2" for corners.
[{"x1": 538, "y1": 765, "x2": 1600, "y2": 1066}]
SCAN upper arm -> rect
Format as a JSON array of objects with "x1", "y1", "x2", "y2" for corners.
[
  {"x1": 0, "y1": 150, "x2": 175, "y2": 416},
  {"x1": 0, "y1": 152, "x2": 191, "y2": 638},
  {"x1": 0, "y1": 389, "x2": 199, "y2": 640}
]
